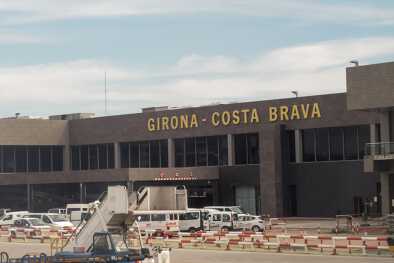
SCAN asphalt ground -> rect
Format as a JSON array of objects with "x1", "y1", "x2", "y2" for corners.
[{"x1": 0, "y1": 242, "x2": 393, "y2": 263}]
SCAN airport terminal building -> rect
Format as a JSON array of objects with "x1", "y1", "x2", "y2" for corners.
[{"x1": 0, "y1": 61, "x2": 393, "y2": 217}]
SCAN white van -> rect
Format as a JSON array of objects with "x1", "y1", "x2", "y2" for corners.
[
  {"x1": 0, "y1": 211, "x2": 29, "y2": 226},
  {"x1": 66, "y1": 204, "x2": 89, "y2": 226},
  {"x1": 205, "y1": 211, "x2": 236, "y2": 231},
  {"x1": 204, "y1": 206, "x2": 244, "y2": 214},
  {"x1": 178, "y1": 209, "x2": 208, "y2": 232},
  {"x1": 23, "y1": 213, "x2": 74, "y2": 230},
  {"x1": 133, "y1": 210, "x2": 179, "y2": 232}
]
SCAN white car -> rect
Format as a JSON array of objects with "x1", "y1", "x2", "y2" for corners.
[
  {"x1": 204, "y1": 206, "x2": 244, "y2": 214},
  {"x1": 23, "y1": 213, "x2": 74, "y2": 230},
  {"x1": 236, "y1": 214, "x2": 265, "y2": 232},
  {"x1": 11, "y1": 218, "x2": 51, "y2": 238},
  {"x1": 0, "y1": 211, "x2": 29, "y2": 226}
]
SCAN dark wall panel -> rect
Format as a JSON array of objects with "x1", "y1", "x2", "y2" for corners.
[{"x1": 288, "y1": 162, "x2": 380, "y2": 217}]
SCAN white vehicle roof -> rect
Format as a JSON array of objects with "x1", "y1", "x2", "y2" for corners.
[
  {"x1": 66, "y1": 204, "x2": 89, "y2": 208},
  {"x1": 4, "y1": 211, "x2": 29, "y2": 215},
  {"x1": 133, "y1": 210, "x2": 184, "y2": 214}
]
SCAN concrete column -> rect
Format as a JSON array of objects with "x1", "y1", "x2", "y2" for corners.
[
  {"x1": 27, "y1": 184, "x2": 31, "y2": 211},
  {"x1": 227, "y1": 134, "x2": 234, "y2": 166},
  {"x1": 79, "y1": 183, "x2": 85, "y2": 203},
  {"x1": 168, "y1": 138, "x2": 175, "y2": 168},
  {"x1": 211, "y1": 181, "x2": 219, "y2": 205},
  {"x1": 379, "y1": 111, "x2": 391, "y2": 215},
  {"x1": 63, "y1": 145, "x2": 70, "y2": 172},
  {"x1": 114, "y1": 142, "x2": 121, "y2": 169},
  {"x1": 294, "y1": 129, "x2": 303, "y2": 163},
  {"x1": 259, "y1": 126, "x2": 284, "y2": 217},
  {"x1": 128, "y1": 180, "x2": 134, "y2": 193}
]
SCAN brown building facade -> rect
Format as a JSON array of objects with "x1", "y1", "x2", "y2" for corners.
[{"x1": 0, "y1": 61, "x2": 393, "y2": 217}]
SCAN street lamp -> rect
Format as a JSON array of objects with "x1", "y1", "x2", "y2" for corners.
[
  {"x1": 350, "y1": 60, "x2": 359, "y2": 66},
  {"x1": 291, "y1": 91, "x2": 298, "y2": 98}
]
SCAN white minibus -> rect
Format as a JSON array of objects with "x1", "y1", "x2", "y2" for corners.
[{"x1": 133, "y1": 210, "x2": 179, "y2": 232}]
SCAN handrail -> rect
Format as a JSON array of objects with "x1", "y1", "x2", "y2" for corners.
[{"x1": 365, "y1": 142, "x2": 394, "y2": 156}]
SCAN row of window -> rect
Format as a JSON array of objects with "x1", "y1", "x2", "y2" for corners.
[
  {"x1": 174, "y1": 135, "x2": 228, "y2": 167},
  {"x1": 120, "y1": 140, "x2": 168, "y2": 168},
  {"x1": 0, "y1": 145, "x2": 63, "y2": 173},
  {"x1": 287, "y1": 125, "x2": 370, "y2": 162},
  {"x1": 71, "y1": 144, "x2": 114, "y2": 170}
]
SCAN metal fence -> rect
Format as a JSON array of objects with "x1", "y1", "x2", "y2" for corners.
[{"x1": 365, "y1": 142, "x2": 394, "y2": 156}]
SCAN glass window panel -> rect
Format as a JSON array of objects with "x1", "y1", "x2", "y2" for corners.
[
  {"x1": 196, "y1": 137, "x2": 207, "y2": 166},
  {"x1": 15, "y1": 146, "x2": 27, "y2": 173},
  {"x1": 130, "y1": 143, "x2": 140, "y2": 168},
  {"x1": 89, "y1": 145, "x2": 98, "y2": 169},
  {"x1": 3, "y1": 146, "x2": 15, "y2": 173},
  {"x1": 329, "y1": 127, "x2": 344, "y2": 161},
  {"x1": 344, "y1": 126, "x2": 358, "y2": 160},
  {"x1": 80, "y1": 145, "x2": 89, "y2": 170},
  {"x1": 150, "y1": 140, "x2": 160, "y2": 168},
  {"x1": 234, "y1": 134, "x2": 247, "y2": 165},
  {"x1": 107, "y1": 144, "x2": 114, "y2": 169},
  {"x1": 140, "y1": 142, "x2": 150, "y2": 168},
  {"x1": 358, "y1": 125, "x2": 370, "y2": 159},
  {"x1": 218, "y1": 135, "x2": 228, "y2": 166},
  {"x1": 316, "y1": 128, "x2": 329, "y2": 161},
  {"x1": 302, "y1": 129, "x2": 315, "y2": 162},
  {"x1": 185, "y1": 138, "x2": 196, "y2": 167},
  {"x1": 40, "y1": 146, "x2": 51, "y2": 172},
  {"x1": 98, "y1": 144, "x2": 108, "y2": 169},
  {"x1": 71, "y1": 146, "x2": 80, "y2": 171},
  {"x1": 160, "y1": 140, "x2": 168, "y2": 167},
  {"x1": 207, "y1": 136, "x2": 219, "y2": 166},
  {"x1": 52, "y1": 146, "x2": 63, "y2": 171},
  {"x1": 120, "y1": 143, "x2": 129, "y2": 168},
  {"x1": 174, "y1": 139, "x2": 185, "y2": 167},
  {"x1": 28, "y1": 146, "x2": 39, "y2": 172},
  {"x1": 287, "y1": 130, "x2": 296, "y2": 162},
  {"x1": 247, "y1": 134, "x2": 259, "y2": 164}
]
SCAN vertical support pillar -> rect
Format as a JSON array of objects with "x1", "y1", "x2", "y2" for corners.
[
  {"x1": 27, "y1": 184, "x2": 31, "y2": 211},
  {"x1": 260, "y1": 125, "x2": 284, "y2": 217},
  {"x1": 79, "y1": 183, "x2": 85, "y2": 203},
  {"x1": 227, "y1": 134, "x2": 234, "y2": 166},
  {"x1": 168, "y1": 138, "x2": 175, "y2": 168},
  {"x1": 128, "y1": 180, "x2": 134, "y2": 193},
  {"x1": 64, "y1": 145, "x2": 70, "y2": 172},
  {"x1": 114, "y1": 142, "x2": 121, "y2": 169},
  {"x1": 379, "y1": 112, "x2": 391, "y2": 215},
  {"x1": 294, "y1": 129, "x2": 303, "y2": 163},
  {"x1": 211, "y1": 181, "x2": 219, "y2": 205}
]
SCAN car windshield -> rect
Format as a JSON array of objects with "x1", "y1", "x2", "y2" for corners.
[
  {"x1": 29, "y1": 219, "x2": 46, "y2": 226},
  {"x1": 231, "y1": 207, "x2": 244, "y2": 214},
  {"x1": 49, "y1": 214, "x2": 68, "y2": 222}
]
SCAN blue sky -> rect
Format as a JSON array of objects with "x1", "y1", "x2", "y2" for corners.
[{"x1": 0, "y1": 0, "x2": 394, "y2": 117}]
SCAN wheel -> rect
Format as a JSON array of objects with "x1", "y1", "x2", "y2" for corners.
[
  {"x1": 251, "y1": 225, "x2": 261, "y2": 232},
  {"x1": 188, "y1": 227, "x2": 196, "y2": 233}
]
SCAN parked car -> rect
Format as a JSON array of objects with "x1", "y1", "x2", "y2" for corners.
[
  {"x1": 11, "y1": 218, "x2": 51, "y2": 238},
  {"x1": 236, "y1": 214, "x2": 265, "y2": 232},
  {"x1": 0, "y1": 209, "x2": 11, "y2": 217},
  {"x1": 23, "y1": 213, "x2": 74, "y2": 230},
  {"x1": 0, "y1": 211, "x2": 29, "y2": 226}
]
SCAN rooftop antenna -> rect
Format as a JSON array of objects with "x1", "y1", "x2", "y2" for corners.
[
  {"x1": 104, "y1": 71, "x2": 108, "y2": 115},
  {"x1": 349, "y1": 60, "x2": 359, "y2": 67}
]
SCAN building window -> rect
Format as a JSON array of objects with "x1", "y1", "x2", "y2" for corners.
[
  {"x1": 174, "y1": 135, "x2": 228, "y2": 167},
  {"x1": 344, "y1": 126, "x2": 358, "y2": 160},
  {"x1": 316, "y1": 128, "x2": 329, "y2": 161},
  {"x1": 0, "y1": 145, "x2": 63, "y2": 173},
  {"x1": 120, "y1": 140, "x2": 168, "y2": 168},
  {"x1": 174, "y1": 139, "x2": 185, "y2": 167},
  {"x1": 71, "y1": 143, "x2": 114, "y2": 171},
  {"x1": 286, "y1": 130, "x2": 296, "y2": 162},
  {"x1": 329, "y1": 127, "x2": 344, "y2": 160},
  {"x1": 301, "y1": 125, "x2": 369, "y2": 162},
  {"x1": 302, "y1": 129, "x2": 316, "y2": 162},
  {"x1": 234, "y1": 133, "x2": 259, "y2": 165}
]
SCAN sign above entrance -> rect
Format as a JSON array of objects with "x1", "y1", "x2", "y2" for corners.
[
  {"x1": 147, "y1": 103, "x2": 321, "y2": 132},
  {"x1": 154, "y1": 171, "x2": 198, "y2": 181}
]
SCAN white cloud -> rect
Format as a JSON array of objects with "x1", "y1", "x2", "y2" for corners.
[
  {"x1": 0, "y1": 36, "x2": 394, "y2": 117},
  {"x1": 0, "y1": 0, "x2": 393, "y2": 25},
  {"x1": 0, "y1": 32, "x2": 43, "y2": 44}
]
